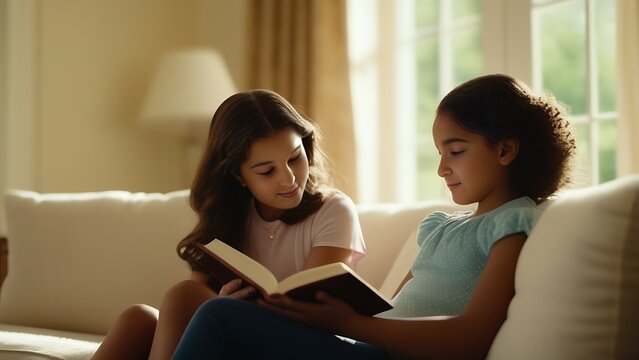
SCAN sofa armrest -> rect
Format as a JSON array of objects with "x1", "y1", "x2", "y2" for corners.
[{"x1": 0, "y1": 237, "x2": 6, "y2": 296}]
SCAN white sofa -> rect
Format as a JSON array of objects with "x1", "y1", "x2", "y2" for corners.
[{"x1": 0, "y1": 175, "x2": 638, "y2": 360}]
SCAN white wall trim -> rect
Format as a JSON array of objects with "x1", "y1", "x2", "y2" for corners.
[{"x1": 483, "y1": 0, "x2": 532, "y2": 84}]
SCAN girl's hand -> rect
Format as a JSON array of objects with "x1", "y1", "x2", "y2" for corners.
[
  {"x1": 258, "y1": 291, "x2": 360, "y2": 333},
  {"x1": 218, "y1": 279, "x2": 256, "y2": 300}
]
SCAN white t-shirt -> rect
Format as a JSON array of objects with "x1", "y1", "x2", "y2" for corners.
[{"x1": 240, "y1": 191, "x2": 366, "y2": 281}]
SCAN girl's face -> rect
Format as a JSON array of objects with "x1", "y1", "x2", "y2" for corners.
[
  {"x1": 237, "y1": 126, "x2": 309, "y2": 221},
  {"x1": 432, "y1": 112, "x2": 517, "y2": 215}
]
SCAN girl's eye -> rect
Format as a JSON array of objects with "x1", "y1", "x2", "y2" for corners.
[
  {"x1": 258, "y1": 168, "x2": 274, "y2": 176},
  {"x1": 450, "y1": 150, "x2": 465, "y2": 156},
  {"x1": 288, "y1": 154, "x2": 301, "y2": 163}
]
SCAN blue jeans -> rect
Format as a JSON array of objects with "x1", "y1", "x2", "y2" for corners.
[{"x1": 171, "y1": 297, "x2": 391, "y2": 360}]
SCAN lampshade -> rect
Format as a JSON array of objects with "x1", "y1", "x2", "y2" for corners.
[{"x1": 138, "y1": 48, "x2": 237, "y2": 137}]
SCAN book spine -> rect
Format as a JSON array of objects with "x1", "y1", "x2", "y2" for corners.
[{"x1": 186, "y1": 245, "x2": 226, "y2": 292}]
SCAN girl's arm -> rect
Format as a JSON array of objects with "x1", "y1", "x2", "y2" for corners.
[
  {"x1": 301, "y1": 246, "x2": 357, "y2": 269},
  {"x1": 262, "y1": 233, "x2": 526, "y2": 360}
]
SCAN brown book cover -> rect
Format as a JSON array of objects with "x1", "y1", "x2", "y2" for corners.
[{"x1": 188, "y1": 239, "x2": 393, "y2": 316}]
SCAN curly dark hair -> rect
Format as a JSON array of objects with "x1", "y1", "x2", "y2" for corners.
[
  {"x1": 437, "y1": 74, "x2": 576, "y2": 203},
  {"x1": 177, "y1": 89, "x2": 333, "y2": 266}
]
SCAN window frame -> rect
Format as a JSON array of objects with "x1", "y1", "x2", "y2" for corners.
[{"x1": 347, "y1": 0, "x2": 616, "y2": 203}]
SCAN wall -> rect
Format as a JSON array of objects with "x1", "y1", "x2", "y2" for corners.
[
  {"x1": 5, "y1": 0, "x2": 248, "y2": 192},
  {"x1": 39, "y1": 0, "x2": 199, "y2": 192},
  {"x1": 198, "y1": 0, "x2": 249, "y2": 91},
  {"x1": 0, "y1": 0, "x2": 249, "y2": 234}
]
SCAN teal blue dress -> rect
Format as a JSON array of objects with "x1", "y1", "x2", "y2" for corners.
[{"x1": 380, "y1": 196, "x2": 541, "y2": 318}]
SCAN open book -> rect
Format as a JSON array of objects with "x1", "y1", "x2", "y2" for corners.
[{"x1": 188, "y1": 239, "x2": 393, "y2": 316}]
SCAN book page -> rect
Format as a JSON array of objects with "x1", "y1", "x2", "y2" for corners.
[
  {"x1": 276, "y1": 262, "x2": 351, "y2": 294},
  {"x1": 204, "y1": 240, "x2": 279, "y2": 294}
]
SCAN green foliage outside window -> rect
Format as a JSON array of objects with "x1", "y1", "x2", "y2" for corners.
[{"x1": 537, "y1": 0, "x2": 616, "y2": 184}]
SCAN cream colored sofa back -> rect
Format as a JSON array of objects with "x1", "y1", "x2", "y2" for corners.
[{"x1": 0, "y1": 190, "x2": 460, "y2": 336}]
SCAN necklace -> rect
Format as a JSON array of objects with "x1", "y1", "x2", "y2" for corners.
[
  {"x1": 264, "y1": 221, "x2": 282, "y2": 240},
  {"x1": 251, "y1": 200, "x2": 283, "y2": 240}
]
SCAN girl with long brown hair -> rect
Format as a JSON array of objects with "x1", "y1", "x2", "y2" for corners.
[{"x1": 92, "y1": 89, "x2": 365, "y2": 360}]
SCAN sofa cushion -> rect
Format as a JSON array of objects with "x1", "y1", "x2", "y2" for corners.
[
  {"x1": 488, "y1": 175, "x2": 639, "y2": 360},
  {"x1": 0, "y1": 190, "x2": 195, "y2": 335},
  {"x1": 0, "y1": 324, "x2": 102, "y2": 360}
]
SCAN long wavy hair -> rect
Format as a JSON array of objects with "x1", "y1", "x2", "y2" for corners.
[
  {"x1": 437, "y1": 74, "x2": 576, "y2": 203},
  {"x1": 177, "y1": 89, "x2": 332, "y2": 265}
]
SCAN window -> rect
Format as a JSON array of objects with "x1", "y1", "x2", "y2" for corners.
[
  {"x1": 532, "y1": 0, "x2": 617, "y2": 187},
  {"x1": 347, "y1": 0, "x2": 617, "y2": 204}
]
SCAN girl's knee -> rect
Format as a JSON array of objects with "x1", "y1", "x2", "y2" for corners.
[
  {"x1": 165, "y1": 279, "x2": 204, "y2": 294},
  {"x1": 162, "y1": 279, "x2": 211, "y2": 302},
  {"x1": 160, "y1": 279, "x2": 214, "y2": 318},
  {"x1": 116, "y1": 304, "x2": 158, "y2": 333},
  {"x1": 95, "y1": 305, "x2": 157, "y2": 359}
]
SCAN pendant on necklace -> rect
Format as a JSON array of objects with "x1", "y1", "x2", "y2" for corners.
[{"x1": 267, "y1": 222, "x2": 280, "y2": 239}]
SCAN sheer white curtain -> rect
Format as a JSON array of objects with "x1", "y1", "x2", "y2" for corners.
[{"x1": 616, "y1": 0, "x2": 639, "y2": 176}]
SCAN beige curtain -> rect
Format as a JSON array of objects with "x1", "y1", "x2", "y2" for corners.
[
  {"x1": 616, "y1": 0, "x2": 639, "y2": 176},
  {"x1": 246, "y1": 0, "x2": 358, "y2": 200}
]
